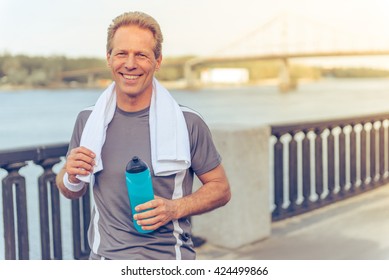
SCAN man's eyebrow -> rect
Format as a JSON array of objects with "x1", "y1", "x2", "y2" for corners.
[{"x1": 113, "y1": 49, "x2": 127, "y2": 53}]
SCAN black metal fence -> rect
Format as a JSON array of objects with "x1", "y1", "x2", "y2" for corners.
[
  {"x1": 0, "y1": 143, "x2": 90, "y2": 260},
  {"x1": 271, "y1": 112, "x2": 389, "y2": 221}
]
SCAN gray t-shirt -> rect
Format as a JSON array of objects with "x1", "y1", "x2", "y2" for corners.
[{"x1": 67, "y1": 105, "x2": 221, "y2": 260}]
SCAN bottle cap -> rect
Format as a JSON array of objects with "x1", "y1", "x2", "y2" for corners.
[{"x1": 126, "y1": 156, "x2": 148, "y2": 173}]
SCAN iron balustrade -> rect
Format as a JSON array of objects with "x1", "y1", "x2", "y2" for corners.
[
  {"x1": 0, "y1": 143, "x2": 90, "y2": 260},
  {"x1": 271, "y1": 112, "x2": 389, "y2": 221}
]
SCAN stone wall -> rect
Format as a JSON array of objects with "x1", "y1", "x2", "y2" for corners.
[{"x1": 192, "y1": 124, "x2": 271, "y2": 249}]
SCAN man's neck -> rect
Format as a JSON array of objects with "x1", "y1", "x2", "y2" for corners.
[{"x1": 115, "y1": 90, "x2": 152, "y2": 112}]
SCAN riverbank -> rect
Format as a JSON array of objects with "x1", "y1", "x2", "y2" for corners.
[{"x1": 2, "y1": 76, "x2": 388, "y2": 92}]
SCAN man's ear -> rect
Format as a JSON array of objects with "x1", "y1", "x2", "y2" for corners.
[
  {"x1": 106, "y1": 53, "x2": 111, "y2": 67},
  {"x1": 155, "y1": 54, "x2": 162, "y2": 71}
]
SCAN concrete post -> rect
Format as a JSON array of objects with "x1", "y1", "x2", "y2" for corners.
[
  {"x1": 192, "y1": 124, "x2": 271, "y2": 249},
  {"x1": 184, "y1": 61, "x2": 196, "y2": 89},
  {"x1": 278, "y1": 58, "x2": 297, "y2": 93},
  {"x1": 87, "y1": 74, "x2": 95, "y2": 88}
]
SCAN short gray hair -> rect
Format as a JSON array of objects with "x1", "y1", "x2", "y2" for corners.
[{"x1": 106, "y1": 11, "x2": 163, "y2": 59}]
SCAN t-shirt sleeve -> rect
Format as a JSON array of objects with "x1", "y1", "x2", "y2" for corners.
[
  {"x1": 186, "y1": 113, "x2": 222, "y2": 176},
  {"x1": 67, "y1": 110, "x2": 91, "y2": 156}
]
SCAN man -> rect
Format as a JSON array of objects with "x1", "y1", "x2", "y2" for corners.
[{"x1": 56, "y1": 11, "x2": 230, "y2": 260}]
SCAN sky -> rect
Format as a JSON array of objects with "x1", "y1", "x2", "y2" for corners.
[{"x1": 1, "y1": 0, "x2": 389, "y2": 68}]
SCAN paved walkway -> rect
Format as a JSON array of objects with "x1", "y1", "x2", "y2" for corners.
[{"x1": 196, "y1": 184, "x2": 389, "y2": 260}]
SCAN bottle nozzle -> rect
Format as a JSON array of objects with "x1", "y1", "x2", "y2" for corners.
[{"x1": 126, "y1": 156, "x2": 148, "y2": 173}]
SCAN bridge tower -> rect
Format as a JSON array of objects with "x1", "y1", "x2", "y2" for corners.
[
  {"x1": 184, "y1": 60, "x2": 197, "y2": 89},
  {"x1": 278, "y1": 58, "x2": 296, "y2": 92}
]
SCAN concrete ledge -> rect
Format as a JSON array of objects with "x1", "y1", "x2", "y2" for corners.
[{"x1": 192, "y1": 124, "x2": 271, "y2": 249}]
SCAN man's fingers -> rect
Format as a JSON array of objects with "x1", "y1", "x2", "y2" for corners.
[
  {"x1": 66, "y1": 157, "x2": 94, "y2": 172},
  {"x1": 69, "y1": 149, "x2": 95, "y2": 164},
  {"x1": 74, "y1": 146, "x2": 95, "y2": 158},
  {"x1": 134, "y1": 207, "x2": 159, "y2": 220},
  {"x1": 136, "y1": 216, "x2": 159, "y2": 226},
  {"x1": 74, "y1": 158, "x2": 94, "y2": 170},
  {"x1": 67, "y1": 166, "x2": 91, "y2": 176},
  {"x1": 135, "y1": 213, "x2": 165, "y2": 231},
  {"x1": 65, "y1": 146, "x2": 96, "y2": 175},
  {"x1": 135, "y1": 198, "x2": 159, "y2": 213}
]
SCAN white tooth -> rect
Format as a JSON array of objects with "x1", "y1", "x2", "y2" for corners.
[{"x1": 123, "y1": 74, "x2": 138, "y2": 80}]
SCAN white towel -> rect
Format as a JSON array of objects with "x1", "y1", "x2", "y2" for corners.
[
  {"x1": 149, "y1": 78, "x2": 191, "y2": 176},
  {"x1": 76, "y1": 78, "x2": 191, "y2": 183}
]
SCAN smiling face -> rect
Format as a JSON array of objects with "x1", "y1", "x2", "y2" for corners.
[{"x1": 107, "y1": 25, "x2": 162, "y2": 111}]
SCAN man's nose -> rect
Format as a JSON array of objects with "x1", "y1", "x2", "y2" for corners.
[{"x1": 125, "y1": 54, "x2": 137, "y2": 69}]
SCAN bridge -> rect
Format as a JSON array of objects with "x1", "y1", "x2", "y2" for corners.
[
  {"x1": 184, "y1": 12, "x2": 389, "y2": 91},
  {"x1": 57, "y1": 12, "x2": 389, "y2": 91},
  {"x1": 59, "y1": 67, "x2": 110, "y2": 87}
]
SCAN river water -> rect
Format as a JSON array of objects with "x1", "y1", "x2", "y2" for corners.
[
  {"x1": 1, "y1": 78, "x2": 389, "y2": 259},
  {"x1": 2, "y1": 78, "x2": 389, "y2": 150}
]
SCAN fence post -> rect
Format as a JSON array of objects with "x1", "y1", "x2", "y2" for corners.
[
  {"x1": 1, "y1": 162, "x2": 29, "y2": 260},
  {"x1": 35, "y1": 157, "x2": 63, "y2": 260}
]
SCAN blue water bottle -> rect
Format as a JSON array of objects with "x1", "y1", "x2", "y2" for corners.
[{"x1": 125, "y1": 156, "x2": 155, "y2": 234}]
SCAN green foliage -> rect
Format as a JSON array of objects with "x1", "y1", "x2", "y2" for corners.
[
  {"x1": 321, "y1": 67, "x2": 389, "y2": 78},
  {"x1": 0, "y1": 54, "x2": 108, "y2": 87}
]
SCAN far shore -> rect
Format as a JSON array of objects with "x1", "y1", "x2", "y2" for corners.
[{"x1": 2, "y1": 76, "x2": 389, "y2": 92}]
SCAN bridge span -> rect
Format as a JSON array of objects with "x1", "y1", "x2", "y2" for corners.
[
  {"x1": 184, "y1": 12, "x2": 389, "y2": 92},
  {"x1": 184, "y1": 50, "x2": 389, "y2": 92}
]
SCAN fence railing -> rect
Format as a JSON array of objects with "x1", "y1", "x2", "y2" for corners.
[
  {"x1": 271, "y1": 112, "x2": 389, "y2": 221},
  {"x1": 0, "y1": 143, "x2": 90, "y2": 260}
]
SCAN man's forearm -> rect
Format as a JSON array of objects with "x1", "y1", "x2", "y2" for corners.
[{"x1": 175, "y1": 165, "x2": 231, "y2": 219}]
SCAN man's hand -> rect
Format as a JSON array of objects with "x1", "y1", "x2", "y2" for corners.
[
  {"x1": 65, "y1": 146, "x2": 96, "y2": 183},
  {"x1": 133, "y1": 196, "x2": 180, "y2": 231},
  {"x1": 56, "y1": 146, "x2": 95, "y2": 199}
]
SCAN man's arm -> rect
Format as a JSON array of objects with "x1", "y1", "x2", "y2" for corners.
[
  {"x1": 134, "y1": 164, "x2": 231, "y2": 231},
  {"x1": 176, "y1": 164, "x2": 231, "y2": 217}
]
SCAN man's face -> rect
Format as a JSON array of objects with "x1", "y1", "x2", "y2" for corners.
[{"x1": 107, "y1": 25, "x2": 162, "y2": 101}]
